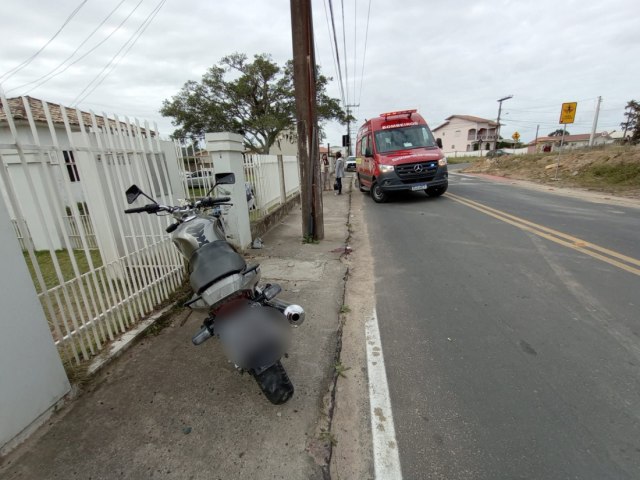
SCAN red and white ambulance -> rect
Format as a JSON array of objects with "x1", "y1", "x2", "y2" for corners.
[{"x1": 355, "y1": 109, "x2": 448, "y2": 203}]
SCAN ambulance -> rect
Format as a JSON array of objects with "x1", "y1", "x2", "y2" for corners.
[{"x1": 355, "y1": 109, "x2": 448, "y2": 203}]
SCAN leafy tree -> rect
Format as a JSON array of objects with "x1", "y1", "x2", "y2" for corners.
[
  {"x1": 548, "y1": 129, "x2": 569, "y2": 137},
  {"x1": 161, "y1": 53, "x2": 348, "y2": 153},
  {"x1": 621, "y1": 100, "x2": 639, "y2": 143}
]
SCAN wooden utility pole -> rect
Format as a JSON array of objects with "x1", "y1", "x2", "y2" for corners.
[{"x1": 290, "y1": 0, "x2": 323, "y2": 240}]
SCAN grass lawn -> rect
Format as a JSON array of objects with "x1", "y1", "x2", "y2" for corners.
[{"x1": 23, "y1": 249, "x2": 103, "y2": 293}]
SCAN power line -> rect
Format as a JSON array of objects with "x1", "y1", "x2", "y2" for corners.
[
  {"x1": 10, "y1": 0, "x2": 143, "y2": 95},
  {"x1": 321, "y1": 0, "x2": 343, "y2": 104},
  {"x1": 71, "y1": 0, "x2": 166, "y2": 106},
  {"x1": 0, "y1": 0, "x2": 89, "y2": 82},
  {"x1": 327, "y1": 0, "x2": 346, "y2": 106},
  {"x1": 357, "y1": 0, "x2": 372, "y2": 108},
  {"x1": 340, "y1": 0, "x2": 349, "y2": 108},
  {"x1": 352, "y1": 0, "x2": 357, "y2": 106}
]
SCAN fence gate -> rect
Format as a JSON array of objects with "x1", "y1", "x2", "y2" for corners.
[{"x1": 0, "y1": 93, "x2": 186, "y2": 368}]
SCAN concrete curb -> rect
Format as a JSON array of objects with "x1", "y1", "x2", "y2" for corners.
[{"x1": 87, "y1": 303, "x2": 177, "y2": 376}]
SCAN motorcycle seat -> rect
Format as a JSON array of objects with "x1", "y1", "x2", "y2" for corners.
[{"x1": 189, "y1": 241, "x2": 247, "y2": 293}]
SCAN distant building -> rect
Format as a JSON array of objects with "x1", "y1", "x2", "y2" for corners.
[
  {"x1": 432, "y1": 115, "x2": 498, "y2": 154},
  {"x1": 527, "y1": 132, "x2": 613, "y2": 153},
  {"x1": 269, "y1": 129, "x2": 298, "y2": 156}
]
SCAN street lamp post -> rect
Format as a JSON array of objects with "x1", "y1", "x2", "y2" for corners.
[{"x1": 496, "y1": 95, "x2": 513, "y2": 151}]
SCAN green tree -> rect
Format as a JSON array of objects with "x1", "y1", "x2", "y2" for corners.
[
  {"x1": 548, "y1": 129, "x2": 569, "y2": 137},
  {"x1": 161, "y1": 53, "x2": 348, "y2": 153},
  {"x1": 621, "y1": 100, "x2": 639, "y2": 143}
]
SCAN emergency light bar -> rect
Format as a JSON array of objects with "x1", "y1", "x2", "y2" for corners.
[{"x1": 380, "y1": 109, "x2": 417, "y2": 120}]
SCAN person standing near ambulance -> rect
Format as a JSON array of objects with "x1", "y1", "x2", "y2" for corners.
[
  {"x1": 321, "y1": 153, "x2": 330, "y2": 191},
  {"x1": 334, "y1": 151, "x2": 345, "y2": 195}
]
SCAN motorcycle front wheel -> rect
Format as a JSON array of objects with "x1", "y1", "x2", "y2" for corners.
[{"x1": 252, "y1": 360, "x2": 294, "y2": 405}]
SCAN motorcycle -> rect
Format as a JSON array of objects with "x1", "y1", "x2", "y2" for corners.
[{"x1": 123, "y1": 172, "x2": 304, "y2": 405}]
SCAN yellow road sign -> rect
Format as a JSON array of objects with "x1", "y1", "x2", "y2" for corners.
[
  {"x1": 559, "y1": 102, "x2": 577, "y2": 124},
  {"x1": 512, "y1": 131, "x2": 520, "y2": 141}
]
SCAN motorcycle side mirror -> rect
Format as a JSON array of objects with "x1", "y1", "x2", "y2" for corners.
[
  {"x1": 126, "y1": 184, "x2": 142, "y2": 204},
  {"x1": 215, "y1": 173, "x2": 236, "y2": 185},
  {"x1": 262, "y1": 284, "x2": 282, "y2": 301},
  {"x1": 125, "y1": 184, "x2": 157, "y2": 205}
]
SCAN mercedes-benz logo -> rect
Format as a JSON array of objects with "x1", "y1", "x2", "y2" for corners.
[{"x1": 414, "y1": 164, "x2": 423, "y2": 173}]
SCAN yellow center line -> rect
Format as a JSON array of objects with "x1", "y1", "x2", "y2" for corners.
[
  {"x1": 446, "y1": 193, "x2": 640, "y2": 277},
  {"x1": 447, "y1": 192, "x2": 640, "y2": 268}
]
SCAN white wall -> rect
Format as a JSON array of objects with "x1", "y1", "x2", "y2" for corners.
[
  {"x1": 448, "y1": 146, "x2": 530, "y2": 158},
  {"x1": 0, "y1": 192, "x2": 70, "y2": 452}
]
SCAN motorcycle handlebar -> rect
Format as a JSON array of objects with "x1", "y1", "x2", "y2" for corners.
[
  {"x1": 200, "y1": 196, "x2": 232, "y2": 207},
  {"x1": 124, "y1": 204, "x2": 160, "y2": 214}
]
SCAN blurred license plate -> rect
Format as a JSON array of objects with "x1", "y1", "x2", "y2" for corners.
[{"x1": 411, "y1": 184, "x2": 427, "y2": 191}]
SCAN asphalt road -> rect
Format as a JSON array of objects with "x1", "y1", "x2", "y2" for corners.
[{"x1": 363, "y1": 171, "x2": 640, "y2": 479}]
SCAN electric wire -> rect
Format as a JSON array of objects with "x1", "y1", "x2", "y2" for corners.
[
  {"x1": 352, "y1": 0, "x2": 357, "y2": 109},
  {"x1": 0, "y1": 0, "x2": 89, "y2": 82},
  {"x1": 340, "y1": 0, "x2": 349, "y2": 108},
  {"x1": 327, "y1": 0, "x2": 346, "y2": 106},
  {"x1": 321, "y1": 0, "x2": 342, "y2": 101},
  {"x1": 10, "y1": 0, "x2": 142, "y2": 95},
  {"x1": 357, "y1": 0, "x2": 372, "y2": 108},
  {"x1": 71, "y1": 0, "x2": 166, "y2": 106}
]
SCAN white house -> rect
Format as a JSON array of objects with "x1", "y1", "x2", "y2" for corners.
[
  {"x1": 0, "y1": 96, "x2": 160, "y2": 250},
  {"x1": 432, "y1": 115, "x2": 498, "y2": 154}
]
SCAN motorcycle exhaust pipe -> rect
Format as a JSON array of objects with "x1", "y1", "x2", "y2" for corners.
[{"x1": 266, "y1": 298, "x2": 305, "y2": 327}]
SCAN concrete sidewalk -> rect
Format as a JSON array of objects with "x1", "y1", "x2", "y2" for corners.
[{"x1": 0, "y1": 182, "x2": 353, "y2": 480}]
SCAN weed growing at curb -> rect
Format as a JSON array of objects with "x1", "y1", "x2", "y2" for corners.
[
  {"x1": 302, "y1": 234, "x2": 319, "y2": 244},
  {"x1": 334, "y1": 361, "x2": 351, "y2": 378},
  {"x1": 319, "y1": 429, "x2": 338, "y2": 447},
  {"x1": 339, "y1": 305, "x2": 351, "y2": 314}
]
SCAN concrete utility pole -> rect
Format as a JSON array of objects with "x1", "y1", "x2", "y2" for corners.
[
  {"x1": 496, "y1": 95, "x2": 513, "y2": 150},
  {"x1": 290, "y1": 0, "x2": 323, "y2": 240},
  {"x1": 589, "y1": 96, "x2": 602, "y2": 147},
  {"x1": 345, "y1": 104, "x2": 359, "y2": 156},
  {"x1": 534, "y1": 124, "x2": 540, "y2": 151}
]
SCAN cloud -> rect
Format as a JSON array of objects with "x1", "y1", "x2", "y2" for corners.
[{"x1": 1, "y1": 0, "x2": 638, "y2": 143}]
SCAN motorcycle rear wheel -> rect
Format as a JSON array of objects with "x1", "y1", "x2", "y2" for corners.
[{"x1": 252, "y1": 360, "x2": 294, "y2": 405}]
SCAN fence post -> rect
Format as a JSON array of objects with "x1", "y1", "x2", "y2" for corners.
[
  {"x1": 205, "y1": 132, "x2": 252, "y2": 250},
  {"x1": 277, "y1": 154, "x2": 287, "y2": 204},
  {"x1": 0, "y1": 191, "x2": 70, "y2": 453}
]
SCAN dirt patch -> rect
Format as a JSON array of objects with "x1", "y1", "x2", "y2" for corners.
[{"x1": 463, "y1": 146, "x2": 640, "y2": 199}]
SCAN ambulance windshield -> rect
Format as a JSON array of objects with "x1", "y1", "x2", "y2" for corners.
[{"x1": 374, "y1": 125, "x2": 437, "y2": 154}]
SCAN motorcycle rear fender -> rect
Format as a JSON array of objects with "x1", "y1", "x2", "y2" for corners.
[{"x1": 188, "y1": 266, "x2": 261, "y2": 309}]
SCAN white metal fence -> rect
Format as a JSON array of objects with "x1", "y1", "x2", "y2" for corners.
[
  {"x1": 243, "y1": 154, "x2": 300, "y2": 220},
  {"x1": 174, "y1": 146, "x2": 302, "y2": 222},
  {"x1": 0, "y1": 93, "x2": 186, "y2": 367},
  {"x1": 11, "y1": 216, "x2": 98, "y2": 250}
]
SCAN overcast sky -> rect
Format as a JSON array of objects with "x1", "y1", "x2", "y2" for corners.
[{"x1": 1, "y1": 0, "x2": 638, "y2": 146}]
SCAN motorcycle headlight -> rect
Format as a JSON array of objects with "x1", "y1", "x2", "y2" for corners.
[
  {"x1": 438, "y1": 156, "x2": 448, "y2": 167},
  {"x1": 379, "y1": 164, "x2": 395, "y2": 173}
]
